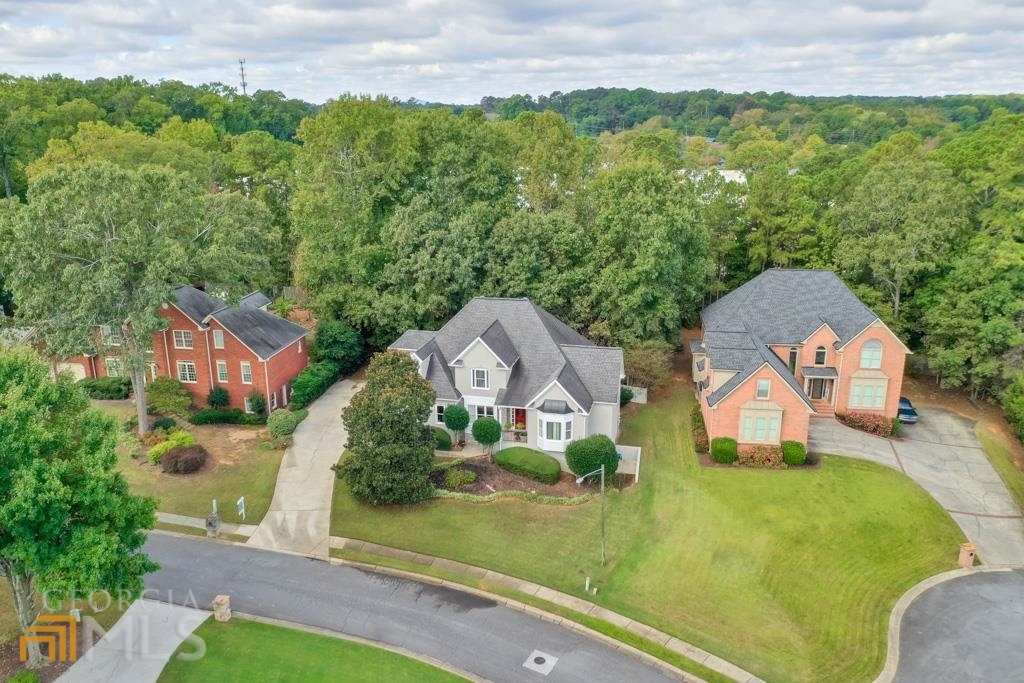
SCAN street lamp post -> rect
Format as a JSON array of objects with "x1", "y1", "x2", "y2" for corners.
[{"x1": 576, "y1": 464, "x2": 606, "y2": 566}]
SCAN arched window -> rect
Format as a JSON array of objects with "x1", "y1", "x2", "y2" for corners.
[
  {"x1": 860, "y1": 340, "x2": 882, "y2": 369},
  {"x1": 814, "y1": 346, "x2": 827, "y2": 366}
]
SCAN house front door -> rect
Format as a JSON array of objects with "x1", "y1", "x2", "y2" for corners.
[{"x1": 809, "y1": 378, "x2": 831, "y2": 401}]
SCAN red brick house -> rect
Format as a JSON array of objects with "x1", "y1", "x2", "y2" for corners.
[
  {"x1": 691, "y1": 269, "x2": 910, "y2": 447},
  {"x1": 62, "y1": 286, "x2": 309, "y2": 412}
]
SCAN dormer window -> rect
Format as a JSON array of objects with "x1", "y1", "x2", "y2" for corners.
[
  {"x1": 814, "y1": 346, "x2": 827, "y2": 366},
  {"x1": 472, "y1": 368, "x2": 489, "y2": 390}
]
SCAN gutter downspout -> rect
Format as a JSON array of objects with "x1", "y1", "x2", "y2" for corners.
[{"x1": 263, "y1": 357, "x2": 272, "y2": 412}]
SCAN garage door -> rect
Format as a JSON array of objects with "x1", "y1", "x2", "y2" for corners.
[{"x1": 54, "y1": 362, "x2": 87, "y2": 381}]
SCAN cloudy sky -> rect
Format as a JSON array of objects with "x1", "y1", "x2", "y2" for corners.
[{"x1": 1, "y1": 1, "x2": 1022, "y2": 104}]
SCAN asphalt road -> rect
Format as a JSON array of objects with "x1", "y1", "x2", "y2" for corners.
[
  {"x1": 894, "y1": 569, "x2": 1024, "y2": 682},
  {"x1": 142, "y1": 534, "x2": 677, "y2": 683}
]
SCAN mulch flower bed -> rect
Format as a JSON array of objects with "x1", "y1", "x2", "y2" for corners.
[{"x1": 432, "y1": 456, "x2": 633, "y2": 497}]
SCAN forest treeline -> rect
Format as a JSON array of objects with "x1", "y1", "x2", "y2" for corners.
[{"x1": 1, "y1": 75, "x2": 1022, "y2": 439}]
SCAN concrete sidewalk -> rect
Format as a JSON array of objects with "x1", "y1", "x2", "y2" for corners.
[
  {"x1": 247, "y1": 379, "x2": 360, "y2": 556},
  {"x1": 57, "y1": 600, "x2": 208, "y2": 683},
  {"x1": 157, "y1": 511, "x2": 257, "y2": 537}
]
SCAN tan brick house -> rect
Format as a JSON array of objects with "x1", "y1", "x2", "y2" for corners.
[{"x1": 692, "y1": 269, "x2": 910, "y2": 447}]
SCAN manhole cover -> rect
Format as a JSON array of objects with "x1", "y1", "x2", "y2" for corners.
[{"x1": 523, "y1": 650, "x2": 557, "y2": 675}]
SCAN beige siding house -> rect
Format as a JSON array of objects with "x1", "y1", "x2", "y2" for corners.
[{"x1": 390, "y1": 297, "x2": 624, "y2": 469}]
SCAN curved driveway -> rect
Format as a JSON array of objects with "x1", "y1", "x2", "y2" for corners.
[
  {"x1": 809, "y1": 409, "x2": 1024, "y2": 567},
  {"x1": 893, "y1": 569, "x2": 1024, "y2": 682},
  {"x1": 143, "y1": 534, "x2": 678, "y2": 683}
]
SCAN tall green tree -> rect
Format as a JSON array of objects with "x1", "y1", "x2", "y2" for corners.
[
  {"x1": 833, "y1": 158, "x2": 971, "y2": 332},
  {"x1": 3, "y1": 162, "x2": 273, "y2": 433},
  {"x1": 0, "y1": 347, "x2": 157, "y2": 668},
  {"x1": 339, "y1": 351, "x2": 436, "y2": 505}
]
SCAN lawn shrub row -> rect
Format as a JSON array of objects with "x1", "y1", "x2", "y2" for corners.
[
  {"x1": 431, "y1": 426, "x2": 452, "y2": 450},
  {"x1": 77, "y1": 376, "x2": 131, "y2": 399},
  {"x1": 189, "y1": 408, "x2": 265, "y2": 425},
  {"x1": 738, "y1": 445, "x2": 785, "y2": 468},
  {"x1": 494, "y1": 447, "x2": 562, "y2": 485},
  {"x1": 690, "y1": 403, "x2": 709, "y2": 453},
  {"x1": 837, "y1": 411, "x2": 896, "y2": 437},
  {"x1": 267, "y1": 409, "x2": 307, "y2": 438},
  {"x1": 290, "y1": 360, "x2": 340, "y2": 410},
  {"x1": 711, "y1": 436, "x2": 738, "y2": 463}
]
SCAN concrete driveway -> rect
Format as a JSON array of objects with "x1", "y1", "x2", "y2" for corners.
[
  {"x1": 247, "y1": 379, "x2": 360, "y2": 557},
  {"x1": 809, "y1": 409, "x2": 1024, "y2": 567},
  {"x1": 893, "y1": 569, "x2": 1024, "y2": 682}
]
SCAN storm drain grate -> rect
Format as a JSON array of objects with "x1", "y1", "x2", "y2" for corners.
[{"x1": 523, "y1": 649, "x2": 558, "y2": 675}]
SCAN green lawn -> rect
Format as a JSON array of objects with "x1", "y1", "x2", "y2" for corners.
[
  {"x1": 331, "y1": 380, "x2": 962, "y2": 682},
  {"x1": 115, "y1": 427, "x2": 284, "y2": 525},
  {"x1": 159, "y1": 618, "x2": 466, "y2": 683}
]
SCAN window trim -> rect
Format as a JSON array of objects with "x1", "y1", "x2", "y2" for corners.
[
  {"x1": 436, "y1": 405, "x2": 446, "y2": 424},
  {"x1": 860, "y1": 340, "x2": 883, "y2": 369},
  {"x1": 788, "y1": 348, "x2": 798, "y2": 374},
  {"x1": 850, "y1": 380, "x2": 887, "y2": 409},
  {"x1": 216, "y1": 360, "x2": 229, "y2": 383},
  {"x1": 176, "y1": 360, "x2": 198, "y2": 384},
  {"x1": 212, "y1": 329, "x2": 225, "y2": 349},
  {"x1": 814, "y1": 346, "x2": 827, "y2": 366},
  {"x1": 471, "y1": 368, "x2": 489, "y2": 390},
  {"x1": 537, "y1": 413, "x2": 574, "y2": 452},
  {"x1": 473, "y1": 404, "x2": 495, "y2": 420},
  {"x1": 240, "y1": 361, "x2": 253, "y2": 384},
  {"x1": 173, "y1": 329, "x2": 194, "y2": 349},
  {"x1": 100, "y1": 324, "x2": 122, "y2": 346},
  {"x1": 270, "y1": 391, "x2": 278, "y2": 411},
  {"x1": 755, "y1": 378, "x2": 770, "y2": 400},
  {"x1": 740, "y1": 410, "x2": 781, "y2": 444},
  {"x1": 104, "y1": 356, "x2": 123, "y2": 377}
]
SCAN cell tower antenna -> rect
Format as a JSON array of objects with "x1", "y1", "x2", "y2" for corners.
[{"x1": 239, "y1": 58, "x2": 248, "y2": 96}]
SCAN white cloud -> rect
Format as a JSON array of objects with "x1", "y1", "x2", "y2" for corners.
[{"x1": 0, "y1": 0, "x2": 1021, "y2": 103}]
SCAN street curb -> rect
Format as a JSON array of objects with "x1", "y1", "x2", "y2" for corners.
[
  {"x1": 327, "y1": 554, "x2": 711, "y2": 682},
  {"x1": 231, "y1": 611, "x2": 490, "y2": 682},
  {"x1": 872, "y1": 566, "x2": 1014, "y2": 683}
]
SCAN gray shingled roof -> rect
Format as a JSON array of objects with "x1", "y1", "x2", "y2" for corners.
[
  {"x1": 480, "y1": 320, "x2": 519, "y2": 367},
  {"x1": 389, "y1": 297, "x2": 622, "y2": 412},
  {"x1": 392, "y1": 330, "x2": 437, "y2": 351},
  {"x1": 700, "y1": 269, "x2": 880, "y2": 410},
  {"x1": 240, "y1": 292, "x2": 271, "y2": 309},
  {"x1": 416, "y1": 338, "x2": 458, "y2": 400},
  {"x1": 803, "y1": 366, "x2": 838, "y2": 378},
  {"x1": 172, "y1": 286, "x2": 308, "y2": 360},
  {"x1": 701, "y1": 269, "x2": 878, "y2": 346}
]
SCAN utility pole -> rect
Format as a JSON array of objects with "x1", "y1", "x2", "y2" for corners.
[{"x1": 238, "y1": 58, "x2": 248, "y2": 96}]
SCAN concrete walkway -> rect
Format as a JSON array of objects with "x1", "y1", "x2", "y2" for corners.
[
  {"x1": 156, "y1": 511, "x2": 257, "y2": 537},
  {"x1": 809, "y1": 409, "x2": 1024, "y2": 566},
  {"x1": 246, "y1": 379, "x2": 360, "y2": 556},
  {"x1": 57, "y1": 600, "x2": 208, "y2": 683}
]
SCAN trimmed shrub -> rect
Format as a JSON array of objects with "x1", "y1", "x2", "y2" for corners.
[
  {"x1": 781, "y1": 440, "x2": 807, "y2": 466},
  {"x1": 77, "y1": 376, "x2": 131, "y2": 399},
  {"x1": 442, "y1": 405, "x2": 470, "y2": 441},
  {"x1": 313, "y1": 319, "x2": 365, "y2": 374},
  {"x1": 7, "y1": 672, "x2": 41, "y2": 683},
  {"x1": 246, "y1": 389, "x2": 267, "y2": 415},
  {"x1": 152, "y1": 416, "x2": 177, "y2": 431},
  {"x1": 189, "y1": 408, "x2": 245, "y2": 425},
  {"x1": 471, "y1": 416, "x2": 501, "y2": 454},
  {"x1": 147, "y1": 429, "x2": 197, "y2": 465},
  {"x1": 442, "y1": 467, "x2": 477, "y2": 489},
  {"x1": 619, "y1": 386, "x2": 634, "y2": 407},
  {"x1": 290, "y1": 360, "x2": 341, "y2": 410},
  {"x1": 837, "y1": 411, "x2": 894, "y2": 437},
  {"x1": 267, "y1": 409, "x2": 302, "y2": 438},
  {"x1": 739, "y1": 445, "x2": 785, "y2": 468},
  {"x1": 711, "y1": 437, "x2": 738, "y2": 464},
  {"x1": 565, "y1": 434, "x2": 619, "y2": 480},
  {"x1": 147, "y1": 376, "x2": 192, "y2": 415},
  {"x1": 431, "y1": 426, "x2": 452, "y2": 451},
  {"x1": 494, "y1": 447, "x2": 561, "y2": 485},
  {"x1": 160, "y1": 444, "x2": 208, "y2": 473},
  {"x1": 207, "y1": 386, "x2": 230, "y2": 409}
]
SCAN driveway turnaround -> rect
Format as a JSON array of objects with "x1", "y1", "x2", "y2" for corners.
[
  {"x1": 143, "y1": 534, "x2": 678, "y2": 683},
  {"x1": 247, "y1": 379, "x2": 360, "y2": 556},
  {"x1": 809, "y1": 408, "x2": 1024, "y2": 566},
  {"x1": 57, "y1": 600, "x2": 208, "y2": 683},
  {"x1": 893, "y1": 569, "x2": 1024, "y2": 682}
]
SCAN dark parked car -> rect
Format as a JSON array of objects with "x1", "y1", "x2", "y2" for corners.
[{"x1": 898, "y1": 397, "x2": 918, "y2": 424}]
